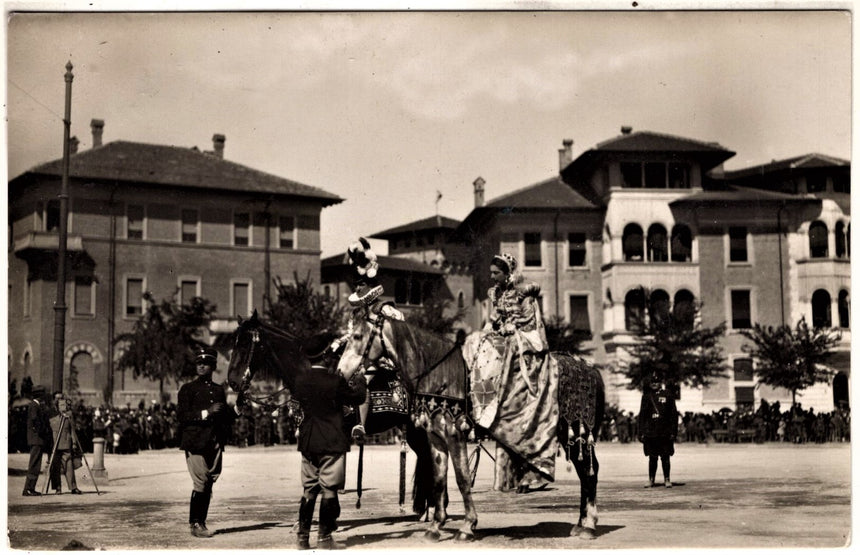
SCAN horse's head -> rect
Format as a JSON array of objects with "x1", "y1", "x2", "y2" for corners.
[
  {"x1": 226, "y1": 311, "x2": 264, "y2": 394},
  {"x1": 336, "y1": 308, "x2": 390, "y2": 378}
]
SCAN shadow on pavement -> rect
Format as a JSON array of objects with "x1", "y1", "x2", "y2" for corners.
[
  {"x1": 338, "y1": 513, "x2": 422, "y2": 530},
  {"x1": 476, "y1": 521, "x2": 575, "y2": 539},
  {"x1": 215, "y1": 522, "x2": 282, "y2": 535}
]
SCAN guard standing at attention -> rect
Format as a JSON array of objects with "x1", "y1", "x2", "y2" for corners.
[{"x1": 177, "y1": 346, "x2": 243, "y2": 538}]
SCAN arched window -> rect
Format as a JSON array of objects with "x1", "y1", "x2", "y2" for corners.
[
  {"x1": 838, "y1": 289, "x2": 849, "y2": 328},
  {"x1": 649, "y1": 289, "x2": 670, "y2": 324},
  {"x1": 811, "y1": 289, "x2": 832, "y2": 328},
  {"x1": 647, "y1": 224, "x2": 668, "y2": 262},
  {"x1": 623, "y1": 224, "x2": 644, "y2": 262},
  {"x1": 835, "y1": 221, "x2": 847, "y2": 258},
  {"x1": 457, "y1": 291, "x2": 465, "y2": 309},
  {"x1": 69, "y1": 351, "x2": 95, "y2": 391},
  {"x1": 673, "y1": 289, "x2": 696, "y2": 330},
  {"x1": 625, "y1": 288, "x2": 646, "y2": 331},
  {"x1": 394, "y1": 278, "x2": 408, "y2": 304},
  {"x1": 809, "y1": 221, "x2": 829, "y2": 258},
  {"x1": 671, "y1": 224, "x2": 693, "y2": 262}
]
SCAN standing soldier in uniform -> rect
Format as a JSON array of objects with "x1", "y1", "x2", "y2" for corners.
[
  {"x1": 177, "y1": 346, "x2": 243, "y2": 538},
  {"x1": 638, "y1": 374, "x2": 679, "y2": 488},
  {"x1": 22, "y1": 385, "x2": 53, "y2": 496},
  {"x1": 293, "y1": 334, "x2": 367, "y2": 550}
]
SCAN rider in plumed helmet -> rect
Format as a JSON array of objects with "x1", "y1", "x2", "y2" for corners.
[
  {"x1": 177, "y1": 345, "x2": 242, "y2": 538},
  {"x1": 292, "y1": 333, "x2": 367, "y2": 549}
]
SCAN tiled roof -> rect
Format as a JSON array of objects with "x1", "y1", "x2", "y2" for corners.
[
  {"x1": 370, "y1": 215, "x2": 461, "y2": 239},
  {"x1": 670, "y1": 185, "x2": 821, "y2": 206},
  {"x1": 485, "y1": 176, "x2": 599, "y2": 210},
  {"x1": 16, "y1": 141, "x2": 343, "y2": 205},
  {"x1": 722, "y1": 153, "x2": 850, "y2": 180},
  {"x1": 595, "y1": 130, "x2": 732, "y2": 154},
  {"x1": 322, "y1": 253, "x2": 444, "y2": 275}
]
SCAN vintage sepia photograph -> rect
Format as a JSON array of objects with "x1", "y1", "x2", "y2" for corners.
[{"x1": 4, "y1": 3, "x2": 853, "y2": 551}]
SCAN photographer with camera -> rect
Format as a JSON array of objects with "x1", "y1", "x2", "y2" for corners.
[{"x1": 49, "y1": 392, "x2": 83, "y2": 495}]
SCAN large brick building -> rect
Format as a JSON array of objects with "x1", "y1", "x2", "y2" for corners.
[
  {"x1": 448, "y1": 129, "x2": 850, "y2": 413},
  {"x1": 8, "y1": 120, "x2": 342, "y2": 405}
]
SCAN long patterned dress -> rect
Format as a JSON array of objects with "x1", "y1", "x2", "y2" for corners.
[{"x1": 465, "y1": 276, "x2": 559, "y2": 491}]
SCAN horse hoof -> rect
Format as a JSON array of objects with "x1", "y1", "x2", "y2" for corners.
[
  {"x1": 579, "y1": 528, "x2": 597, "y2": 541},
  {"x1": 455, "y1": 531, "x2": 475, "y2": 542},
  {"x1": 570, "y1": 524, "x2": 583, "y2": 537},
  {"x1": 424, "y1": 530, "x2": 441, "y2": 542}
]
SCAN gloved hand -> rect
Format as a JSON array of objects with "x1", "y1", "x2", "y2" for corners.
[{"x1": 208, "y1": 402, "x2": 225, "y2": 416}]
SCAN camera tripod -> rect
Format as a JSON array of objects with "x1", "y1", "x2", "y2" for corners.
[{"x1": 42, "y1": 411, "x2": 100, "y2": 495}]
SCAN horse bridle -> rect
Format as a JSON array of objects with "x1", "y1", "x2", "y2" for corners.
[
  {"x1": 354, "y1": 308, "x2": 461, "y2": 395},
  {"x1": 235, "y1": 326, "x2": 290, "y2": 411}
]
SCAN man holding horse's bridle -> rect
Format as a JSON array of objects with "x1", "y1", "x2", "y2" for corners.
[
  {"x1": 177, "y1": 346, "x2": 242, "y2": 538},
  {"x1": 293, "y1": 333, "x2": 367, "y2": 550}
]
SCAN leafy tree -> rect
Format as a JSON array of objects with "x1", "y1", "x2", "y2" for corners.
[
  {"x1": 615, "y1": 293, "x2": 727, "y2": 392},
  {"x1": 115, "y1": 292, "x2": 217, "y2": 394},
  {"x1": 543, "y1": 315, "x2": 591, "y2": 355},
  {"x1": 740, "y1": 317, "x2": 841, "y2": 406},
  {"x1": 264, "y1": 272, "x2": 348, "y2": 342},
  {"x1": 405, "y1": 295, "x2": 466, "y2": 337}
]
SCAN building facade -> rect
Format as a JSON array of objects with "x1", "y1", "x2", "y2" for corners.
[
  {"x1": 8, "y1": 120, "x2": 342, "y2": 406},
  {"x1": 449, "y1": 129, "x2": 850, "y2": 413}
]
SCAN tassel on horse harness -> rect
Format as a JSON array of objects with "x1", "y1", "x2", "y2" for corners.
[{"x1": 570, "y1": 423, "x2": 596, "y2": 477}]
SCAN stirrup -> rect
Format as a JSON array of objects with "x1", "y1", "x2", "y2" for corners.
[{"x1": 351, "y1": 425, "x2": 366, "y2": 439}]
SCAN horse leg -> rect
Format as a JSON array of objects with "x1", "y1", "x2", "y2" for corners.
[
  {"x1": 447, "y1": 432, "x2": 478, "y2": 541},
  {"x1": 570, "y1": 443, "x2": 599, "y2": 540},
  {"x1": 424, "y1": 431, "x2": 449, "y2": 541},
  {"x1": 406, "y1": 424, "x2": 434, "y2": 517}
]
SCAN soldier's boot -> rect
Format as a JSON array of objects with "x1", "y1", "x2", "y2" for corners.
[
  {"x1": 189, "y1": 491, "x2": 214, "y2": 538},
  {"x1": 318, "y1": 497, "x2": 344, "y2": 549},
  {"x1": 199, "y1": 491, "x2": 215, "y2": 534},
  {"x1": 297, "y1": 496, "x2": 316, "y2": 550}
]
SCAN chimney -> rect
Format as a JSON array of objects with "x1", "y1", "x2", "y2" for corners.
[
  {"x1": 91, "y1": 119, "x2": 104, "y2": 148},
  {"x1": 473, "y1": 177, "x2": 485, "y2": 208},
  {"x1": 621, "y1": 125, "x2": 633, "y2": 135},
  {"x1": 212, "y1": 134, "x2": 225, "y2": 159},
  {"x1": 69, "y1": 136, "x2": 79, "y2": 155},
  {"x1": 558, "y1": 138, "x2": 573, "y2": 170}
]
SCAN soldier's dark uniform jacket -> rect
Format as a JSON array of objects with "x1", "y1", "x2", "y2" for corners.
[
  {"x1": 178, "y1": 376, "x2": 236, "y2": 453},
  {"x1": 293, "y1": 368, "x2": 366, "y2": 455},
  {"x1": 638, "y1": 384, "x2": 679, "y2": 440}
]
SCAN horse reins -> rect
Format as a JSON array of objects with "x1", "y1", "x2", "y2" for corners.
[{"x1": 236, "y1": 327, "x2": 291, "y2": 413}]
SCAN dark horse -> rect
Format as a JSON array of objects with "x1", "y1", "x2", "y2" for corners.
[
  {"x1": 337, "y1": 304, "x2": 606, "y2": 540},
  {"x1": 224, "y1": 311, "x2": 468, "y2": 541}
]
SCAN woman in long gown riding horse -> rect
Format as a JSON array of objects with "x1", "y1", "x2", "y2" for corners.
[{"x1": 470, "y1": 253, "x2": 559, "y2": 493}]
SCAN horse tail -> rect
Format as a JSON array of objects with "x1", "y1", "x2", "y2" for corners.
[{"x1": 405, "y1": 423, "x2": 433, "y2": 516}]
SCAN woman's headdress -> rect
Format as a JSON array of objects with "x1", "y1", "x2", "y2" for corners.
[{"x1": 491, "y1": 253, "x2": 517, "y2": 275}]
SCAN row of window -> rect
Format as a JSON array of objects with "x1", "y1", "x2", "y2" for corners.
[
  {"x1": 622, "y1": 289, "x2": 697, "y2": 331},
  {"x1": 808, "y1": 220, "x2": 850, "y2": 259},
  {"x1": 621, "y1": 224, "x2": 694, "y2": 262},
  {"x1": 620, "y1": 161, "x2": 692, "y2": 189},
  {"x1": 811, "y1": 289, "x2": 851, "y2": 329},
  {"x1": 22, "y1": 276, "x2": 254, "y2": 321},
  {"x1": 37, "y1": 201, "x2": 315, "y2": 249}
]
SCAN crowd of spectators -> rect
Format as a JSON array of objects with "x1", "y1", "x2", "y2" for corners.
[
  {"x1": 9, "y1": 387, "x2": 850, "y2": 454},
  {"x1": 600, "y1": 400, "x2": 851, "y2": 445}
]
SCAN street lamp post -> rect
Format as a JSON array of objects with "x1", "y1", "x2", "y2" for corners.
[{"x1": 52, "y1": 60, "x2": 73, "y2": 394}]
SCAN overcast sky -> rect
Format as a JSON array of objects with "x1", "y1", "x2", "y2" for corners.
[{"x1": 5, "y1": 10, "x2": 851, "y2": 257}]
